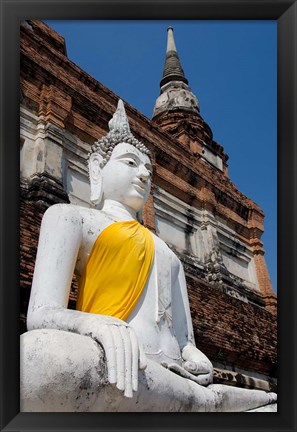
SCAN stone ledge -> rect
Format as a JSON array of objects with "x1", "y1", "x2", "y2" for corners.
[{"x1": 213, "y1": 367, "x2": 276, "y2": 392}]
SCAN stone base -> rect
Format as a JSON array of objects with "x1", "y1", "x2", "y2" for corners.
[{"x1": 246, "y1": 403, "x2": 277, "y2": 412}]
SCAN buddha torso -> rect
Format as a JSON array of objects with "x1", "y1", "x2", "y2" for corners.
[{"x1": 75, "y1": 206, "x2": 182, "y2": 367}]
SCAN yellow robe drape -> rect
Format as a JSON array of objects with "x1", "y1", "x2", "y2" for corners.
[{"x1": 76, "y1": 220, "x2": 155, "y2": 321}]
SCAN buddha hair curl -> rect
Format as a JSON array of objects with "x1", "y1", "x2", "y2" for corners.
[{"x1": 89, "y1": 131, "x2": 151, "y2": 169}]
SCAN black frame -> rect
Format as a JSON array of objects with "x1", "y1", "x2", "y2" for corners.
[{"x1": 1, "y1": 1, "x2": 296, "y2": 431}]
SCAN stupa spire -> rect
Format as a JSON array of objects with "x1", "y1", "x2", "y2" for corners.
[
  {"x1": 153, "y1": 27, "x2": 199, "y2": 118},
  {"x1": 166, "y1": 26, "x2": 176, "y2": 51},
  {"x1": 160, "y1": 27, "x2": 188, "y2": 87}
]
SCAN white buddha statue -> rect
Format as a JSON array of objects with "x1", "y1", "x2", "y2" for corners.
[{"x1": 20, "y1": 100, "x2": 276, "y2": 412}]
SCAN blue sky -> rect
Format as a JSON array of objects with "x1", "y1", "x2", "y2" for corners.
[{"x1": 45, "y1": 20, "x2": 277, "y2": 293}]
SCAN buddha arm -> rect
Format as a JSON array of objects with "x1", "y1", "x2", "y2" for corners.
[
  {"x1": 27, "y1": 204, "x2": 82, "y2": 317},
  {"x1": 171, "y1": 260, "x2": 213, "y2": 386},
  {"x1": 27, "y1": 204, "x2": 142, "y2": 398}
]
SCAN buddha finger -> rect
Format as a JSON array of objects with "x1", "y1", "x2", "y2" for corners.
[
  {"x1": 183, "y1": 360, "x2": 210, "y2": 375},
  {"x1": 99, "y1": 325, "x2": 117, "y2": 385},
  {"x1": 119, "y1": 326, "x2": 133, "y2": 398},
  {"x1": 192, "y1": 372, "x2": 212, "y2": 386},
  {"x1": 128, "y1": 327, "x2": 139, "y2": 392},
  {"x1": 167, "y1": 363, "x2": 212, "y2": 386},
  {"x1": 166, "y1": 363, "x2": 192, "y2": 379},
  {"x1": 138, "y1": 344, "x2": 147, "y2": 371},
  {"x1": 110, "y1": 325, "x2": 125, "y2": 392}
]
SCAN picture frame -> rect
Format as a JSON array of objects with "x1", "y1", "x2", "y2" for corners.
[{"x1": 1, "y1": 0, "x2": 296, "y2": 431}]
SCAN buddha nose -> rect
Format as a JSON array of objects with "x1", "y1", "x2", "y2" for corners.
[{"x1": 138, "y1": 165, "x2": 150, "y2": 182}]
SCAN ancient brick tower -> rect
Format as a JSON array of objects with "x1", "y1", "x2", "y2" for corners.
[
  {"x1": 20, "y1": 21, "x2": 277, "y2": 392},
  {"x1": 148, "y1": 28, "x2": 277, "y2": 390},
  {"x1": 152, "y1": 28, "x2": 276, "y2": 309}
]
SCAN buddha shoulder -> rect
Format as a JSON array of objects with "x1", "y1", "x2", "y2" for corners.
[
  {"x1": 43, "y1": 204, "x2": 108, "y2": 225},
  {"x1": 42, "y1": 203, "x2": 84, "y2": 228}
]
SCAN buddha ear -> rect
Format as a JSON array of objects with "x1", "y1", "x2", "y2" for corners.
[{"x1": 89, "y1": 152, "x2": 103, "y2": 205}]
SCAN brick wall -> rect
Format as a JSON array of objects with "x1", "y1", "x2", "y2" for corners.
[
  {"x1": 20, "y1": 195, "x2": 44, "y2": 333},
  {"x1": 187, "y1": 276, "x2": 277, "y2": 377}
]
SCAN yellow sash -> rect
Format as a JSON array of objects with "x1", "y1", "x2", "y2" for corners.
[{"x1": 76, "y1": 220, "x2": 155, "y2": 321}]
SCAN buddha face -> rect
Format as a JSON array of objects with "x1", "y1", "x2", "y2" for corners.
[{"x1": 101, "y1": 142, "x2": 152, "y2": 212}]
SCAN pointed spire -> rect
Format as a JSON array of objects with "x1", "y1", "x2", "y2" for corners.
[
  {"x1": 153, "y1": 27, "x2": 199, "y2": 118},
  {"x1": 160, "y1": 27, "x2": 188, "y2": 87},
  {"x1": 166, "y1": 26, "x2": 177, "y2": 51}
]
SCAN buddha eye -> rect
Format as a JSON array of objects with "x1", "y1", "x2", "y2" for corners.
[{"x1": 127, "y1": 159, "x2": 137, "y2": 167}]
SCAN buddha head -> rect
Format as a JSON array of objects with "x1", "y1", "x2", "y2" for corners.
[{"x1": 89, "y1": 100, "x2": 152, "y2": 213}]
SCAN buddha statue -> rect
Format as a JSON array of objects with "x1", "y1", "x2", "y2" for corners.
[{"x1": 20, "y1": 100, "x2": 277, "y2": 412}]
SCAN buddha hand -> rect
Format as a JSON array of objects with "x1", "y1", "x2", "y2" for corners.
[
  {"x1": 88, "y1": 317, "x2": 147, "y2": 398},
  {"x1": 161, "y1": 343, "x2": 213, "y2": 386},
  {"x1": 180, "y1": 343, "x2": 213, "y2": 386}
]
